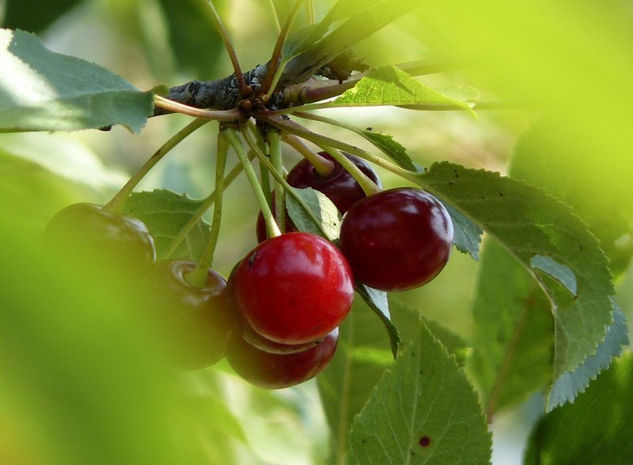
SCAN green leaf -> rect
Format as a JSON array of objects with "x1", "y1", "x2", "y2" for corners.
[
  {"x1": 468, "y1": 239, "x2": 554, "y2": 415},
  {"x1": 355, "y1": 284, "x2": 400, "y2": 358},
  {"x1": 419, "y1": 162, "x2": 614, "y2": 384},
  {"x1": 281, "y1": 1, "x2": 418, "y2": 86},
  {"x1": 349, "y1": 319, "x2": 491, "y2": 465},
  {"x1": 0, "y1": 29, "x2": 153, "y2": 132},
  {"x1": 443, "y1": 202, "x2": 482, "y2": 260},
  {"x1": 2, "y1": 0, "x2": 81, "y2": 33},
  {"x1": 327, "y1": 66, "x2": 475, "y2": 115},
  {"x1": 524, "y1": 352, "x2": 633, "y2": 465},
  {"x1": 285, "y1": 186, "x2": 342, "y2": 241},
  {"x1": 530, "y1": 254, "x2": 577, "y2": 296},
  {"x1": 122, "y1": 189, "x2": 209, "y2": 261},
  {"x1": 317, "y1": 298, "x2": 396, "y2": 465},
  {"x1": 390, "y1": 298, "x2": 470, "y2": 367},
  {"x1": 360, "y1": 130, "x2": 416, "y2": 170},
  {"x1": 547, "y1": 303, "x2": 628, "y2": 410},
  {"x1": 511, "y1": 118, "x2": 633, "y2": 277}
]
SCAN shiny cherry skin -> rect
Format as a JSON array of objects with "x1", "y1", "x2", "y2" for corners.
[
  {"x1": 255, "y1": 199, "x2": 296, "y2": 243},
  {"x1": 148, "y1": 260, "x2": 236, "y2": 370},
  {"x1": 286, "y1": 151, "x2": 381, "y2": 213},
  {"x1": 45, "y1": 203, "x2": 156, "y2": 265},
  {"x1": 340, "y1": 188, "x2": 454, "y2": 291},
  {"x1": 233, "y1": 232, "x2": 354, "y2": 344},
  {"x1": 226, "y1": 328, "x2": 338, "y2": 389}
]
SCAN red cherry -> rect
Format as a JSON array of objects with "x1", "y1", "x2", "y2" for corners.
[
  {"x1": 148, "y1": 260, "x2": 236, "y2": 370},
  {"x1": 233, "y1": 232, "x2": 354, "y2": 344},
  {"x1": 286, "y1": 151, "x2": 381, "y2": 213},
  {"x1": 340, "y1": 188, "x2": 454, "y2": 291},
  {"x1": 45, "y1": 203, "x2": 156, "y2": 264},
  {"x1": 226, "y1": 328, "x2": 338, "y2": 389}
]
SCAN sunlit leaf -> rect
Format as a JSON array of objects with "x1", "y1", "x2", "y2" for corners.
[
  {"x1": 285, "y1": 186, "x2": 342, "y2": 241},
  {"x1": 0, "y1": 29, "x2": 153, "y2": 132}
]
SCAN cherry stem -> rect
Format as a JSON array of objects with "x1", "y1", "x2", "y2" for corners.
[
  {"x1": 104, "y1": 118, "x2": 209, "y2": 213},
  {"x1": 267, "y1": 129, "x2": 286, "y2": 232},
  {"x1": 261, "y1": 0, "x2": 307, "y2": 97},
  {"x1": 154, "y1": 95, "x2": 242, "y2": 120},
  {"x1": 243, "y1": 129, "x2": 334, "y2": 239},
  {"x1": 185, "y1": 131, "x2": 229, "y2": 287},
  {"x1": 282, "y1": 134, "x2": 335, "y2": 176},
  {"x1": 225, "y1": 128, "x2": 281, "y2": 238},
  {"x1": 306, "y1": 0, "x2": 315, "y2": 24},
  {"x1": 246, "y1": 121, "x2": 272, "y2": 205},
  {"x1": 205, "y1": 0, "x2": 247, "y2": 93},
  {"x1": 317, "y1": 144, "x2": 381, "y2": 196},
  {"x1": 163, "y1": 150, "x2": 253, "y2": 259},
  {"x1": 261, "y1": 115, "x2": 421, "y2": 183}
]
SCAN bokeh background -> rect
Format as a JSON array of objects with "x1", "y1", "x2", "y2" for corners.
[{"x1": 1, "y1": 0, "x2": 631, "y2": 464}]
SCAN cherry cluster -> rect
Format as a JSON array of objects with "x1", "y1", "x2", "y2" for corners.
[{"x1": 44, "y1": 152, "x2": 453, "y2": 389}]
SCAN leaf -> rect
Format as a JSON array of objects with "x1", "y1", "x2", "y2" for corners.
[
  {"x1": 281, "y1": 1, "x2": 419, "y2": 86},
  {"x1": 443, "y1": 202, "x2": 482, "y2": 260},
  {"x1": 360, "y1": 130, "x2": 416, "y2": 170},
  {"x1": 511, "y1": 117, "x2": 633, "y2": 277},
  {"x1": 524, "y1": 352, "x2": 633, "y2": 465},
  {"x1": 547, "y1": 303, "x2": 628, "y2": 410},
  {"x1": 468, "y1": 239, "x2": 554, "y2": 415},
  {"x1": 2, "y1": 0, "x2": 82, "y2": 32},
  {"x1": 327, "y1": 66, "x2": 475, "y2": 115},
  {"x1": 285, "y1": 186, "x2": 342, "y2": 241},
  {"x1": 0, "y1": 29, "x2": 153, "y2": 132},
  {"x1": 530, "y1": 254, "x2": 577, "y2": 297},
  {"x1": 349, "y1": 319, "x2": 491, "y2": 465},
  {"x1": 355, "y1": 284, "x2": 400, "y2": 358},
  {"x1": 390, "y1": 298, "x2": 470, "y2": 367},
  {"x1": 122, "y1": 189, "x2": 210, "y2": 261},
  {"x1": 418, "y1": 162, "x2": 615, "y2": 383},
  {"x1": 317, "y1": 297, "x2": 397, "y2": 465}
]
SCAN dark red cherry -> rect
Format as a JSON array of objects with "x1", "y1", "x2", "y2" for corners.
[
  {"x1": 286, "y1": 151, "x2": 381, "y2": 213},
  {"x1": 233, "y1": 232, "x2": 354, "y2": 344},
  {"x1": 340, "y1": 188, "x2": 454, "y2": 291},
  {"x1": 226, "y1": 328, "x2": 338, "y2": 389},
  {"x1": 45, "y1": 203, "x2": 156, "y2": 265},
  {"x1": 148, "y1": 260, "x2": 236, "y2": 370}
]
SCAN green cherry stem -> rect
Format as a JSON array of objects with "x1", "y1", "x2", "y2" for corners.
[
  {"x1": 185, "y1": 131, "x2": 229, "y2": 287},
  {"x1": 267, "y1": 129, "x2": 286, "y2": 232},
  {"x1": 104, "y1": 118, "x2": 209, "y2": 213},
  {"x1": 243, "y1": 128, "x2": 333, "y2": 239},
  {"x1": 317, "y1": 144, "x2": 381, "y2": 196},
  {"x1": 261, "y1": 115, "x2": 421, "y2": 183},
  {"x1": 154, "y1": 95, "x2": 242, "y2": 120},
  {"x1": 306, "y1": 0, "x2": 315, "y2": 24},
  {"x1": 266, "y1": 0, "x2": 282, "y2": 34},
  {"x1": 163, "y1": 150, "x2": 253, "y2": 259},
  {"x1": 225, "y1": 128, "x2": 281, "y2": 238},
  {"x1": 245, "y1": 120, "x2": 272, "y2": 204},
  {"x1": 282, "y1": 134, "x2": 335, "y2": 176}
]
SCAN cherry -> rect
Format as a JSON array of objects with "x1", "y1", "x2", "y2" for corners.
[
  {"x1": 147, "y1": 260, "x2": 236, "y2": 370},
  {"x1": 286, "y1": 151, "x2": 381, "y2": 213},
  {"x1": 339, "y1": 188, "x2": 454, "y2": 291},
  {"x1": 44, "y1": 203, "x2": 156, "y2": 265},
  {"x1": 226, "y1": 328, "x2": 338, "y2": 389},
  {"x1": 233, "y1": 232, "x2": 354, "y2": 344}
]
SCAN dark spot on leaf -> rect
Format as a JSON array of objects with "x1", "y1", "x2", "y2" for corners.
[
  {"x1": 419, "y1": 436, "x2": 431, "y2": 448},
  {"x1": 499, "y1": 192, "x2": 504, "y2": 197},
  {"x1": 579, "y1": 244, "x2": 584, "y2": 251},
  {"x1": 448, "y1": 181, "x2": 454, "y2": 185}
]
